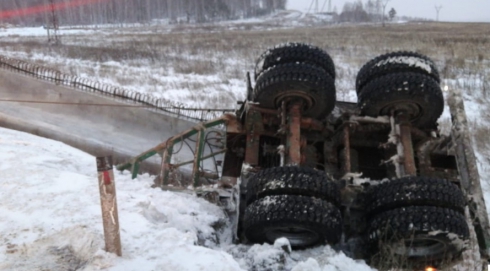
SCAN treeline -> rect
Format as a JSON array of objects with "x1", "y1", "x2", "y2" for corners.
[
  {"x1": 0, "y1": 0, "x2": 287, "y2": 26},
  {"x1": 338, "y1": 0, "x2": 395, "y2": 23}
]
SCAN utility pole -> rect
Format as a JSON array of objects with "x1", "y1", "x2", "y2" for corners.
[
  {"x1": 315, "y1": 0, "x2": 319, "y2": 13},
  {"x1": 96, "y1": 156, "x2": 122, "y2": 257},
  {"x1": 381, "y1": 0, "x2": 390, "y2": 27},
  {"x1": 435, "y1": 5, "x2": 443, "y2": 21}
]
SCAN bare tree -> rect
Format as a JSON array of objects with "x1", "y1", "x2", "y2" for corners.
[
  {"x1": 381, "y1": 0, "x2": 389, "y2": 27},
  {"x1": 435, "y1": 5, "x2": 442, "y2": 21},
  {"x1": 339, "y1": 1, "x2": 368, "y2": 23},
  {"x1": 388, "y1": 7, "x2": 396, "y2": 21},
  {"x1": 1, "y1": 0, "x2": 282, "y2": 26},
  {"x1": 46, "y1": 0, "x2": 60, "y2": 44},
  {"x1": 375, "y1": 0, "x2": 382, "y2": 20}
]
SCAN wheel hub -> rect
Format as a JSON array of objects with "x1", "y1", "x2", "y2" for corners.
[
  {"x1": 390, "y1": 236, "x2": 449, "y2": 258},
  {"x1": 378, "y1": 100, "x2": 422, "y2": 121},
  {"x1": 274, "y1": 91, "x2": 314, "y2": 113},
  {"x1": 264, "y1": 226, "x2": 319, "y2": 247}
]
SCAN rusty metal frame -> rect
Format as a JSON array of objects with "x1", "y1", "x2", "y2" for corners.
[
  {"x1": 416, "y1": 136, "x2": 459, "y2": 181},
  {"x1": 117, "y1": 114, "x2": 239, "y2": 187},
  {"x1": 239, "y1": 99, "x2": 319, "y2": 174},
  {"x1": 243, "y1": 108, "x2": 263, "y2": 167},
  {"x1": 448, "y1": 90, "x2": 490, "y2": 262}
]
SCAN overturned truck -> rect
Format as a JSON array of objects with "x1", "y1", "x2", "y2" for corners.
[{"x1": 119, "y1": 43, "x2": 490, "y2": 270}]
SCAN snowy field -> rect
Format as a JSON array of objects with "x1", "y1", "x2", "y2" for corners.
[
  {"x1": 0, "y1": 127, "x2": 376, "y2": 271},
  {"x1": 1, "y1": 20, "x2": 488, "y2": 111},
  {"x1": 1, "y1": 18, "x2": 490, "y2": 271}
]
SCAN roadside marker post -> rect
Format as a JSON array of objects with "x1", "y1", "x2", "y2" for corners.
[{"x1": 96, "y1": 156, "x2": 122, "y2": 256}]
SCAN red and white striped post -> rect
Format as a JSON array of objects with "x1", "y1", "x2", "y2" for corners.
[{"x1": 96, "y1": 156, "x2": 122, "y2": 256}]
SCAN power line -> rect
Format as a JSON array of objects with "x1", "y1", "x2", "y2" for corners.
[
  {"x1": 321, "y1": 0, "x2": 327, "y2": 12},
  {"x1": 307, "y1": 0, "x2": 314, "y2": 14}
]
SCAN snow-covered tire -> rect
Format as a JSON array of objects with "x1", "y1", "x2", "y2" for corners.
[
  {"x1": 356, "y1": 51, "x2": 440, "y2": 92},
  {"x1": 254, "y1": 42, "x2": 335, "y2": 80},
  {"x1": 368, "y1": 206, "x2": 469, "y2": 269},
  {"x1": 254, "y1": 63, "x2": 336, "y2": 119},
  {"x1": 357, "y1": 72, "x2": 444, "y2": 128},
  {"x1": 245, "y1": 166, "x2": 340, "y2": 206},
  {"x1": 244, "y1": 195, "x2": 342, "y2": 248},
  {"x1": 367, "y1": 177, "x2": 466, "y2": 216}
]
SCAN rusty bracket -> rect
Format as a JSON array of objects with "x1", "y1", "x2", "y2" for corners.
[
  {"x1": 244, "y1": 108, "x2": 264, "y2": 167},
  {"x1": 342, "y1": 124, "x2": 352, "y2": 174},
  {"x1": 397, "y1": 112, "x2": 417, "y2": 176},
  {"x1": 286, "y1": 101, "x2": 303, "y2": 166},
  {"x1": 159, "y1": 141, "x2": 174, "y2": 186},
  {"x1": 278, "y1": 101, "x2": 288, "y2": 135}
]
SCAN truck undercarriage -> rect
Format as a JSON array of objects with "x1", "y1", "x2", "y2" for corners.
[{"x1": 119, "y1": 44, "x2": 490, "y2": 270}]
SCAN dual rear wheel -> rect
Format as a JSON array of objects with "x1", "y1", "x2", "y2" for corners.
[
  {"x1": 356, "y1": 51, "x2": 444, "y2": 128},
  {"x1": 246, "y1": 44, "x2": 341, "y2": 248},
  {"x1": 366, "y1": 177, "x2": 469, "y2": 269},
  {"x1": 243, "y1": 167, "x2": 342, "y2": 248},
  {"x1": 252, "y1": 43, "x2": 336, "y2": 120}
]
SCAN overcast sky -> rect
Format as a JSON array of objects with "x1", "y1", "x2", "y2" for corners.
[{"x1": 287, "y1": 0, "x2": 490, "y2": 22}]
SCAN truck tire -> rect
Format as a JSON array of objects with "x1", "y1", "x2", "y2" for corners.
[
  {"x1": 367, "y1": 177, "x2": 466, "y2": 216},
  {"x1": 368, "y1": 206, "x2": 469, "y2": 269},
  {"x1": 244, "y1": 195, "x2": 342, "y2": 248},
  {"x1": 356, "y1": 51, "x2": 440, "y2": 92},
  {"x1": 254, "y1": 43, "x2": 335, "y2": 80},
  {"x1": 254, "y1": 63, "x2": 336, "y2": 119},
  {"x1": 245, "y1": 166, "x2": 340, "y2": 206},
  {"x1": 357, "y1": 72, "x2": 443, "y2": 128}
]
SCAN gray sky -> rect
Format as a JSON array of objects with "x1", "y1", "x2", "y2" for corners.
[{"x1": 287, "y1": 0, "x2": 490, "y2": 22}]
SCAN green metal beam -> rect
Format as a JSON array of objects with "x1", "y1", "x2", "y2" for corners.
[
  {"x1": 131, "y1": 162, "x2": 140, "y2": 179},
  {"x1": 116, "y1": 117, "x2": 227, "y2": 179},
  {"x1": 173, "y1": 149, "x2": 227, "y2": 168}
]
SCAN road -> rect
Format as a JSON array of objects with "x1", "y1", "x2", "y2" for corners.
[{"x1": 0, "y1": 69, "x2": 196, "y2": 174}]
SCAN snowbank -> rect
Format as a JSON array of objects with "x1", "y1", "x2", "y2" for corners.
[{"x1": 0, "y1": 127, "x2": 375, "y2": 270}]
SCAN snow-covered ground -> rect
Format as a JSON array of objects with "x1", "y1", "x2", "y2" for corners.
[
  {"x1": 0, "y1": 127, "x2": 376, "y2": 271},
  {"x1": 0, "y1": 15, "x2": 361, "y2": 110}
]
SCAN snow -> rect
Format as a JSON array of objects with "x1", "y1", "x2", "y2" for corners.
[
  {"x1": 0, "y1": 26, "x2": 98, "y2": 37},
  {"x1": 0, "y1": 127, "x2": 375, "y2": 270},
  {"x1": 0, "y1": 127, "x2": 237, "y2": 270},
  {"x1": 375, "y1": 56, "x2": 433, "y2": 74},
  {"x1": 290, "y1": 247, "x2": 375, "y2": 271}
]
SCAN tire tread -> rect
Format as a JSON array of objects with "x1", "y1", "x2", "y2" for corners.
[
  {"x1": 244, "y1": 195, "x2": 342, "y2": 247},
  {"x1": 367, "y1": 177, "x2": 466, "y2": 216},
  {"x1": 255, "y1": 42, "x2": 335, "y2": 80},
  {"x1": 254, "y1": 63, "x2": 336, "y2": 119},
  {"x1": 356, "y1": 51, "x2": 440, "y2": 92},
  {"x1": 246, "y1": 166, "x2": 340, "y2": 206}
]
